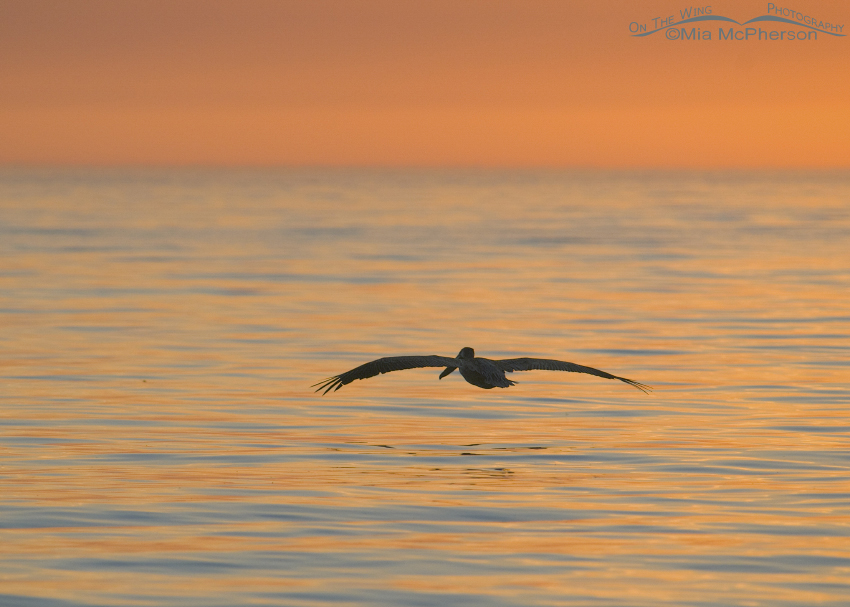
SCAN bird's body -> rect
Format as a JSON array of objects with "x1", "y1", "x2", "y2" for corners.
[{"x1": 313, "y1": 347, "x2": 650, "y2": 394}]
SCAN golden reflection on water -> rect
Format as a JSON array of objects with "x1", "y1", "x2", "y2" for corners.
[{"x1": 1, "y1": 170, "x2": 849, "y2": 606}]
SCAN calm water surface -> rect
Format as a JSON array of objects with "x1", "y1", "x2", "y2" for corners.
[{"x1": 1, "y1": 169, "x2": 849, "y2": 606}]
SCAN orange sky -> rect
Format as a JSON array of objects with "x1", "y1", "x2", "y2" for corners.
[{"x1": 1, "y1": 0, "x2": 848, "y2": 168}]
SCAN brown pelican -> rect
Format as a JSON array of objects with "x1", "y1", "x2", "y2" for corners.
[{"x1": 313, "y1": 347, "x2": 651, "y2": 394}]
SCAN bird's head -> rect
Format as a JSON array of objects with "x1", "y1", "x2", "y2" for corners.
[{"x1": 457, "y1": 347, "x2": 475, "y2": 360}]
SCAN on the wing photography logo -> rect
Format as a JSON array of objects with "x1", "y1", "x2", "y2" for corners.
[{"x1": 630, "y1": 3, "x2": 844, "y2": 41}]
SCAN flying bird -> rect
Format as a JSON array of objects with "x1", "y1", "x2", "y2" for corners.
[{"x1": 313, "y1": 347, "x2": 651, "y2": 394}]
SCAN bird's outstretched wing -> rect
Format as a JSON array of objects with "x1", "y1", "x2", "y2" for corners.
[
  {"x1": 494, "y1": 358, "x2": 652, "y2": 393},
  {"x1": 313, "y1": 355, "x2": 458, "y2": 394}
]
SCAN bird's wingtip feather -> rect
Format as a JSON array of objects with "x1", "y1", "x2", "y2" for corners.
[
  {"x1": 626, "y1": 379, "x2": 653, "y2": 394},
  {"x1": 313, "y1": 376, "x2": 343, "y2": 395}
]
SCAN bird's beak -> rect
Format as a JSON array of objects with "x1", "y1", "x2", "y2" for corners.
[{"x1": 439, "y1": 366, "x2": 457, "y2": 379}]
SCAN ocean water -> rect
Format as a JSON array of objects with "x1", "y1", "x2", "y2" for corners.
[{"x1": 1, "y1": 169, "x2": 848, "y2": 606}]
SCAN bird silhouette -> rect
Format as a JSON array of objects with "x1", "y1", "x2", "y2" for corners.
[{"x1": 313, "y1": 347, "x2": 651, "y2": 394}]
